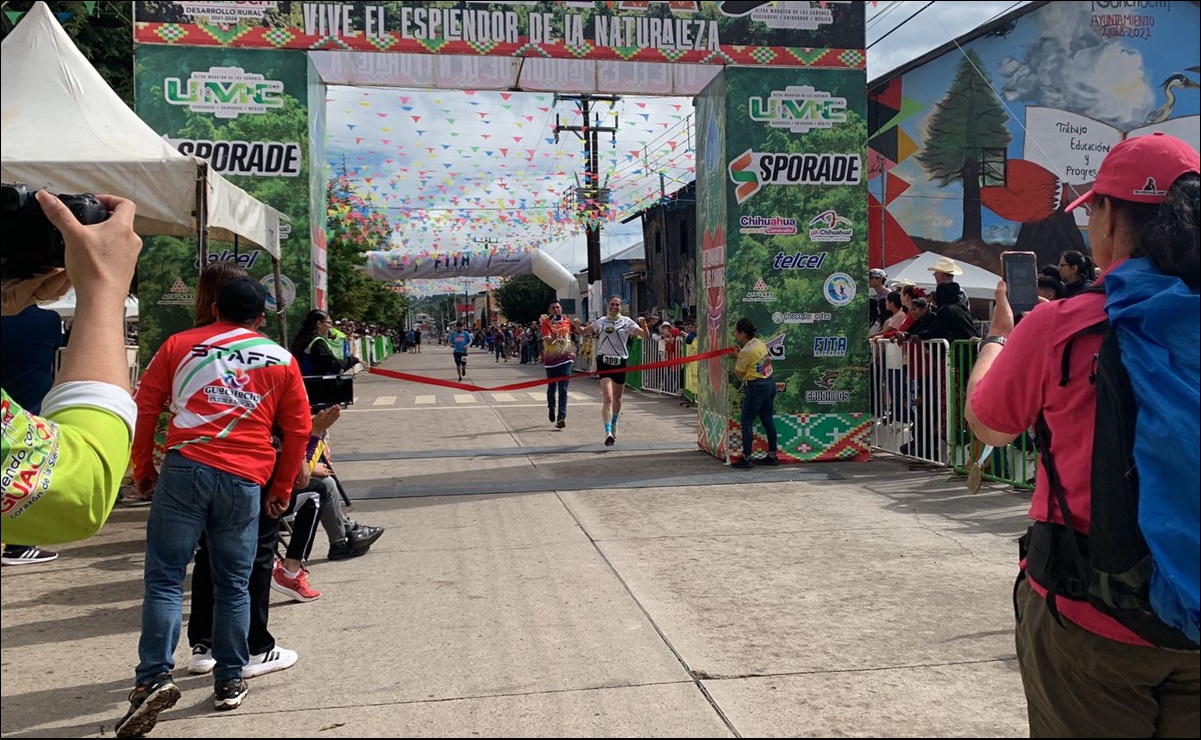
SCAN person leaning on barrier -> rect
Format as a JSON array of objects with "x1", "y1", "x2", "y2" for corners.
[
  {"x1": 290, "y1": 310, "x2": 360, "y2": 376},
  {"x1": 1, "y1": 191, "x2": 142, "y2": 545},
  {"x1": 966, "y1": 133, "x2": 1199, "y2": 737}
]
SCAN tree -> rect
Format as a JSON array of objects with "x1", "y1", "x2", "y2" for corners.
[
  {"x1": 493, "y1": 274, "x2": 555, "y2": 325},
  {"x1": 917, "y1": 49, "x2": 1012, "y2": 242}
]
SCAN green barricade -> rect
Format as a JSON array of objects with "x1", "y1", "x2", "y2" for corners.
[
  {"x1": 626, "y1": 337, "x2": 643, "y2": 391},
  {"x1": 375, "y1": 336, "x2": 386, "y2": 360},
  {"x1": 948, "y1": 340, "x2": 1037, "y2": 490},
  {"x1": 682, "y1": 341, "x2": 697, "y2": 402},
  {"x1": 384, "y1": 337, "x2": 393, "y2": 355}
]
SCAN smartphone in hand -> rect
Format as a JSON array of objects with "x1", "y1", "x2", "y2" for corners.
[{"x1": 1001, "y1": 251, "x2": 1039, "y2": 315}]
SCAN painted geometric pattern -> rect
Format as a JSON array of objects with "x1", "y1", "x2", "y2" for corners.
[
  {"x1": 730, "y1": 413, "x2": 871, "y2": 462},
  {"x1": 697, "y1": 408, "x2": 730, "y2": 459},
  {"x1": 134, "y1": 25, "x2": 866, "y2": 69}
]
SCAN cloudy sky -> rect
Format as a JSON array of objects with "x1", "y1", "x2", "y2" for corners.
[
  {"x1": 868, "y1": 1, "x2": 1031, "y2": 78},
  {"x1": 326, "y1": 2, "x2": 1032, "y2": 292}
]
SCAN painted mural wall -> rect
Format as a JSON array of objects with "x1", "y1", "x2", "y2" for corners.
[{"x1": 868, "y1": 0, "x2": 1200, "y2": 275}]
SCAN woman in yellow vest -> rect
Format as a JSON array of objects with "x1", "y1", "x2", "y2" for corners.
[{"x1": 731, "y1": 317, "x2": 779, "y2": 469}]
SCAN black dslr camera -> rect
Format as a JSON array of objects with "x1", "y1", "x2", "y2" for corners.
[
  {"x1": 1, "y1": 183, "x2": 109, "y2": 278},
  {"x1": 303, "y1": 374, "x2": 355, "y2": 411}
]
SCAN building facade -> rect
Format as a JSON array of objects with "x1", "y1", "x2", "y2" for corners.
[{"x1": 868, "y1": 0, "x2": 1200, "y2": 276}]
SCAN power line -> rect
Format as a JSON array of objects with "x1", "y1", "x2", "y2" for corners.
[
  {"x1": 868, "y1": 1, "x2": 935, "y2": 51},
  {"x1": 866, "y1": 1, "x2": 903, "y2": 31}
]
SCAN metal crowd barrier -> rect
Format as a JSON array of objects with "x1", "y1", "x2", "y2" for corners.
[
  {"x1": 947, "y1": 340, "x2": 1037, "y2": 490},
  {"x1": 638, "y1": 336, "x2": 684, "y2": 397},
  {"x1": 868, "y1": 337, "x2": 952, "y2": 467}
]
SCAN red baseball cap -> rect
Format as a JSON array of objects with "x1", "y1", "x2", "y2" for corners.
[{"x1": 1065, "y1": 132, "x2": 1200, "y2": 212}]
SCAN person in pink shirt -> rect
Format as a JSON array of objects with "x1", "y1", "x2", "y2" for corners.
[{"x1": 966, "y1": 133, "x2": 1199, "y2": 737}]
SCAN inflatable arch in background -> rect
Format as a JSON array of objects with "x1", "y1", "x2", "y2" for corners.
[{"x1": 363, "y1": 247, "x2": 578, "y2": 298}]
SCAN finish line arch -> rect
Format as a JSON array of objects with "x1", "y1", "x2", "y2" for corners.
[{"x1": 130, "y1": 1, "x2": 870, "y2": 463}]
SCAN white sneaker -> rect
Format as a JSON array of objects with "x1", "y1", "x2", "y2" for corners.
[
  {"x1": 610, "y1": 418, "x2": 619, "y2": 439},
  {"x1": 187, "y1": 644, "x2": 216, "y2": 675},
  {"x1": 242, "y1": 646, "x2": 298, "y2": 679}
]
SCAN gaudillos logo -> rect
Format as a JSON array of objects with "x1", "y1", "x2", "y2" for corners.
[
  {"x1": 164, "y1": 67, "x2": 284, "y2": 119},
  {"x1": 729, "y1": 149, "x2": 862, "y2": 204}
]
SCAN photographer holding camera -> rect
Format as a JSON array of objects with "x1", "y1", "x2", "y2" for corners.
[{"x1": 1, "y1": 189, "x2": 141, "y2": 545}]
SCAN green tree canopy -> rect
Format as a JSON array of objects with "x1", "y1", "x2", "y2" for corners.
[
  {"x1": 493, "y1": 274, "x2": 555, "y2": 325},
  {"x1": 916, "y1": 49, "x2": 1011, "y2": 241}
]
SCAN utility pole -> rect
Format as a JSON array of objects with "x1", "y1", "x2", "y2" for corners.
[
  {"x1": 471, "y1": 236, "x2": 499, "y2": 326},
  {"x1": 554, "y1": 94, "x2": 619, "y2": 318}
]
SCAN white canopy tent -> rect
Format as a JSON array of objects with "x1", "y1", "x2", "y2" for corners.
[
  {"x1": 882, "y1": 251, "x2": 1003, "y2": 302},
  {"x1": 41, "y1": 287, "x2": 138, "y2": 320},
  {"x1": 0, "y1": 1, "x2": 281, "y2": 257}
]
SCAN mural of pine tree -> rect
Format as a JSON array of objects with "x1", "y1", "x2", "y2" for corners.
[{"x1": 917, "y1": 49, "x2": 1011, "y2": 242}]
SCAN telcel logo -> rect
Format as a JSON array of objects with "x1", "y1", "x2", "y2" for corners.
[
  {"x1": 749, "y1": 86, "x2": 847, "y2": 133},
  {"x1": 165, "y1": 67, "x2": 284, "y2": 119}
]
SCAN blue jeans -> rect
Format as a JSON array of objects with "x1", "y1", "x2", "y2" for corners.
[
  {"x1": 741, "y1": 378, "x2": 778, "y2": 458},
  {"x1": 546, "y1": 362, "x2": 572, "y2": 420},
  {"x1": 136, "y1": 453, "x2": 260, "y2": 685}
]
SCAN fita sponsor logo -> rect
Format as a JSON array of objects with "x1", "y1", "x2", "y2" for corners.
[
  {"x1": 164, "y1": 67, "x2": 284, "y2": 120},
  {"x1": 743, "y1": 277, "x2": 776, "y2": 303},
  {"x1": 765, "y1": 332, "x2": 786, "y2": 360},
  {"x1": 771, "y1": 311, "x2": 832, "y2": 325},
  {"x1": 806, "y1": 370, "x2": 850, "y2": 405},
  {"x1": 1133, "y1": 177, "x2": 1167, "y2": 198},
  {"x1": 813, "y1": 335, "x2": 848, "y2": 358},
  {"x1": 823, "y1": 273, "x2": 856, "y2": 307},
  {"x1": 749, "y1": 86, "x2": 848, "y2": 134},
  {"x1": 176, "y1": 1, "x2": 278, "y2": 24},
  {"x1": 739, "y1": 214, "x2": 797, "y2": 235},
  {"x1": 168, "y1": 138, "x2": 302, "y2": 177},
  {"x1": 158, "y1": 277, "x2": 196, "y2": 306},
  {"x1": 729, "y1": 149, "x2": 862, "y2": 204},
  {"x1": 808, "y1": 210, "x2": 854, "y2": 243}
]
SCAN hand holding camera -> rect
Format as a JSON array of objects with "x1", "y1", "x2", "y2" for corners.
[{"x1": 1, "y1": 184, "x2": 141, "y2": 319}]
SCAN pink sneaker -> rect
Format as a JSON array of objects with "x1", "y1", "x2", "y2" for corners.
[{"x1": 270, "y1": 564, "x2": 321, "y2": 602}]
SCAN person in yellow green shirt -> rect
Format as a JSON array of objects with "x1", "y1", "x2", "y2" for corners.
[
  {"x1": 731, "y1": 317, "x2": 779, "y2": 469},
  {"x1": 2, "y1": 191, "x2": 143, "y2": 545}
]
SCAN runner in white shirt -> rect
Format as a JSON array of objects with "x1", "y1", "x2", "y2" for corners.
[{"x1": 580, "y1": 296, "x2": 650, "y2": 446}]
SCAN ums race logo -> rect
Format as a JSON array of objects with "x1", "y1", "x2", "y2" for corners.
[
  {"x1": 165, "y1": 67, "x2": 284, "y2": 119},
  {"x1": 749, "y1": 86, "x2": 847, "y2": 134},
  {"x1": 808, "y1": 210, "x2": 854, "y2": 243}
]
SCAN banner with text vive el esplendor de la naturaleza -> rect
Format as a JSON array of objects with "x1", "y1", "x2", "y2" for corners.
[
  {"x1": 134, "y1": 2, "x2": 865, "y2": 70},
  {"x1": 134, "y1": 45, "x2": 313, "y2": 361}
]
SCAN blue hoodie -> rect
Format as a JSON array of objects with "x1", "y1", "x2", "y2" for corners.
[{"x1": 1106, "y1": 257, "x2": 1200, "y2": 645}]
